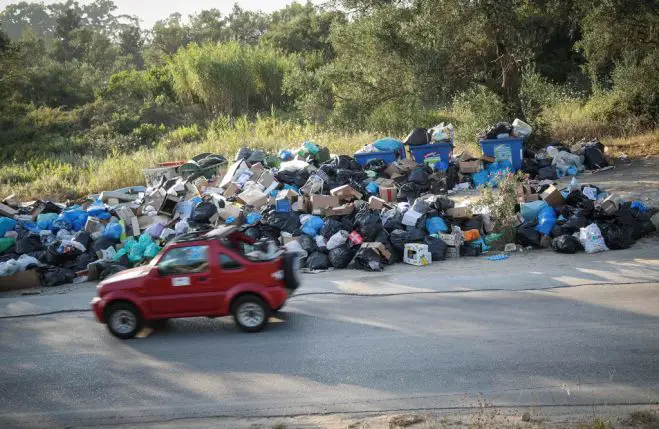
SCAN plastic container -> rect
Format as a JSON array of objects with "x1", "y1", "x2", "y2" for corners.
[
  {"x1": 479, "y1": 138, "x2": 524, "y2": 171},
  {"x1": 143, "y1": 165, "x2": 179, "y2": 187},
  {"x1": 408, "y1": 142, "x2": 453, "y2": 164},
  {"x1": 354, "y1": 146, "x2": 406, "y2": 166}
]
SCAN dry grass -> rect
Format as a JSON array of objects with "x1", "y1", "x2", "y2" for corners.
[{"x1": 604, "y1": 130, "x2": 659, "y2": 159}]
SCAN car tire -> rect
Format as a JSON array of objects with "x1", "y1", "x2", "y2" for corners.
[
  {"x1": 232, "y1": 295, "x2": 270, "y2": 333},
  {"x1": 105, "y1": 302, "x2": 143, "y2": 339}
]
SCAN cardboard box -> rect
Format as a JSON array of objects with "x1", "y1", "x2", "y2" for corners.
[
  {"x1": 480, "y1": 155, "x2": 496, "y2": 163},
  {"x1": 375, "y1": 178, "x2": 396, "y2": 187},
  {"x1": 327, "y1": 203, "x2": 355, "y2": 216},
  {"x1": 257, "y1": 171, "x2": 276, "y2": 188},
  {"x1": 158, "y1": 194, "x2": 180, "y2": 217},
  {"x1": 293, "y1": 196, "x2": 311, "y2": 213},
  {"x1": 222, "y1": 182, "x2": 241, "y2": 198},
  {"x1": 379, "y1": 186, "x2": 398, "y2": 202},
  {"x1": 368, "y1": 196, "x2": 390, "y2": 210},
  {"x1": 459, "y1": 160, "x2": 481, "y2": 174},
  {"x1": 277, "y1": 189, "x2": 299, "y2": 201},
  {"x1": 384, "y1": 163, "x2": 404, "y2": 178},
  {"x1": 84, "y1": 217, "x2": 103, "y2": 235},
  {"x1": 330, "y1": 185, "x2": 363, "y2": 201},
  {"x1": 446, "y1": 207, "x2": 471, "y2": 218},
  {"x1": 100, "y1": 191, "x2": 139, "y2": 203},
  {"x1": 250, "y1": 162, "x2": 265, "y2": 176},
  {"x1": 311, "y1": 194, "x2": 339, "y2": 215},
  {"x1": 130, "y1": 216, "x2": 141, "y2": 237},
  {"x1": 219, "y1": 160, "x2": 249, "y2": 189},
  {"x1": 362, "y1": 242, "x2": 392, "y2": 261},
  {"x1": 540, "y1": 185, "x2": 564, "y2": 207},
  {"x1": 402, "y1": 209, "x2": 423, "y2": 226},
  {"x1": 515, "y1": 185, "x2": 539, "y2": 203},
  {"x1": 600, "y1": 194, "x2": 618, "y2": 215},
  {"x1": 399, "y1": 159, "x2": 419, "y2": 172},
  {"x1": 116, "y1": 206, "x2": 135, "y2": 223},
  {"x1": 0, "y1": 269, "x2": 41, "y2": 292},
  {"x1": 236, "y1": 188, "x2": 268, "y2": 208},
  {"x1": 217, "y1": 204, "x2": 242, "y2": 221}
]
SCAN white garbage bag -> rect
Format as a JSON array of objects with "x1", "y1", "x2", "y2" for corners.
[
  {"x1": 326, "y1": 230, "x2": 349, "y2": 251},
  {"x1": 579, "y1": 224, "x2": 609, "y2": 254}
]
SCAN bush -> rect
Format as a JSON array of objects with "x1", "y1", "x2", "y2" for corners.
[
  {"x1": 451, "y1": 85, "x2": 509, "y2": 152},
  {"x1": 132, "y1": 123, "x2": 166, "y2": 144}
]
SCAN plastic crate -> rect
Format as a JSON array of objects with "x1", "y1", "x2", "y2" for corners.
[
  {"x1": 354, "y1": 146, "x2": 406, "y2": 166},
  {"x1": 479, "y1": 138, "x2": 524, "y2": 171},
  {"x1": 409, "y1": 142, "x2": 453, "y2": 164}
]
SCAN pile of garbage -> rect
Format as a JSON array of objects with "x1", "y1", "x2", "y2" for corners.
[
  {"x1": 0, "y1": 125, "x2": 656, "y2": 289},
  {"x1": 522, "y1": 139, "x2": 610, "y2": 180}
]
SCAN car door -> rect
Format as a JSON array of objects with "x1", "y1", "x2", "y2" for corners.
[{"x1": 143, "y1": 244, "x2": 218, "y2": 317}]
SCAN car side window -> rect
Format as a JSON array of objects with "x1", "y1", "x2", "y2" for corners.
[
  {"x1": 158, "y1": 245, "x2": 209, "y2": 275},
  {"x1": 219, "y1": 253, "x2": 243, "y2": 270}
]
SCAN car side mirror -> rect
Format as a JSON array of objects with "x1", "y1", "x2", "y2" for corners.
[{"x1": 151, "y1": 267, "x2": 162, "y2": 277}]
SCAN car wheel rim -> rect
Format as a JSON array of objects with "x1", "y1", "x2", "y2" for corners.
[
  {"x1": 110, "y1": 310, "x2": 136, "y2": 335},
  {"x1": 237, "y1": 303, "x2": 265, "y2": 328}
]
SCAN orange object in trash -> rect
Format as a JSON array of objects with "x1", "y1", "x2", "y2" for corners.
[{"x1": 463, "y1": 229, "x2": 480, "y2": 242}]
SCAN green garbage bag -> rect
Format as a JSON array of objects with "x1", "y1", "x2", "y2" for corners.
[
  {"x1": 113, "y1": 247, "x2": 128, "y2": 261},
  {"x1": 122, "y1": 237, "x2": 136, "y2": 252},
  {"x1": 128, "y1": 243, "x2": 146, "y2": 263},
  {"x1": 0, "y1": 237, "x2": 16, "y2": 253},
  {"x1": 144, "y1": 243, "x2": 161, "y2": 259}
]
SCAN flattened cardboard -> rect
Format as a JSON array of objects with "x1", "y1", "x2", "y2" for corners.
[
  {"x1": 459, "y1": 160, "x2": 481, "y2": 174},
  {"x1": 2, "y1": 194, "x2": 19, "y2": 209},
  {"x1": 217, "y1": 204, "x2": 242, "y2": 221},
  {"x1": 368, "y1": 196, "x2": 390, "y2": 210},
  {"x1": 257, "y1": 171, "x2": 276, "y2": 188},
  {"x1": 236, "y1": 188, "x2": 267, "y2": 208},
  {"x1": 222, "y1": 182, "x2": 241, "y2": 198},
  {"x1": 0, "y1": 269, "x2": 41, "y2": 291},
  {"x1": 330, "y1": 185, "x2": 363, "y2": 201},
  {"x1": 480, "y1": 155, "x2": 496, "y2": 163},
  {"x1": 446, "y1": 207, "x2": 471, "y2": 218},
  {"x1": 311, "y1": 194, "x2": 340, "y2": 215},
  {"x1": 219, "y1": 160, "x2": 249, "y2": 189},
  {"x1": 375, "y1": 178, "x2": 396, "y2": 187},
  {"x1": 327, "y1": 203, "x2": 355, "y2": 216},
  {"x1": 540, "y1": 185, "x2": 564, "y2": 207},
  {"x1": 362, "y1": 242, "x2": 392, "y2": 260},
  {"x1": 277, "y1": 189, "x2": 298, "y2": 201}
]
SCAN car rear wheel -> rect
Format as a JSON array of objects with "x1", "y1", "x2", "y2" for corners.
[
  {"x1": 106, "y1": 302, "x2": 143, "y2": 339},
  {"x1": 232, "y1": 295, "x2": 270, "y2": 333},
  {"x1": 283, "y1": 252, "x2": 301, "y2": 291}
]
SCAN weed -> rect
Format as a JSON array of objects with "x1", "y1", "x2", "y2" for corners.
[{"x1": 390, "y1": 414, "x2": 426, "y2": 428}]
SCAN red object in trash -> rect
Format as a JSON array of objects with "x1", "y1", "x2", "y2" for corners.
[
  {"x1": 348, "y1": 231, "x2": 364, "y2": 245},
  {"x1": 157, "y1": 161, "x2": 186, "y2": 168}
]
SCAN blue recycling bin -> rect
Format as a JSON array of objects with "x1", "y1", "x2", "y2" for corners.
[
  {"x1": 408, "y1": 142, "x2": 454, "y2": 164},
  {"x1": 479, "y1": 138, "x2": 524, "y2": 171},
  {"x1": 354, "y1": 146, "x2": 406, "y2": 166}
]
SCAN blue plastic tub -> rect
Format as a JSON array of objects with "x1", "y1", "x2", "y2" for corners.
[
  {"x1": 479, "y1": 138, "x2": 524, "y2": 171},
  {"x1": 409, "y1": 142, "x2": 453, "y2": 164},
  {"x1": 354, "y1": 146, "x2": 406, "y2": 166}
]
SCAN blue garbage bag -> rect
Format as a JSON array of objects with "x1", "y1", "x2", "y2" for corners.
[
  {"x1": 302, "y1": 216, "x2": 324, "y2": 236},
  {"x1": 103, "y1": 222, "x2": 123, "y2": 241},
  {"x1": 535, "y1": 205, "x2": 557, "y2": 235},
  {"x1": 472, "y1": 170, "x2": 490, "y2": 187},
  {"x1": 245, "y1": 213, "x2": 261, "y2": 225},
  {"x1": 434, "y1": 161, "x2": 448, "y2": 172},
  {"x1": 366, "y1": 182, "x2": 379, "y2": 194},
  {"x1": 425, "y1": 217, "x2": 449, "y2": 234},
  {"x1": 521, "y1": 200, "x2": 548, "y2": 222},
  {"x1": 0, "y1": 217, "x2": 17, "y2": 236},
  {"x1": 631, "y1": 201, "x2": 648, "y2": 213},
  {"x1": 280, "y1": 150, "x2": 293, "y2": 161},
  {"x1": 37, "y1": 213, "x2": 59, "y2": 230},
  {"x1": 57, "y1": 209, "x2": 88, "y2": 231},
  {"x1": 373, "y1": 138, "x2": 403, "y2": 152},
  {"x1": 86, "y1": 201, "x2": 111, "y2": 220}
]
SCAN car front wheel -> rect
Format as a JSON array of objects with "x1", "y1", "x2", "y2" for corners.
[
  {"x1": 232, "y1": 295, "x2": 270, "y2": 333},
  {"x1": 106, "y1": 302, "x2": 143, "y2": 339}
]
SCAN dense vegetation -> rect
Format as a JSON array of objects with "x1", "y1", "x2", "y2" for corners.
[{"x1": 0, "y1": 0, "x2": 657, "y2": 199}]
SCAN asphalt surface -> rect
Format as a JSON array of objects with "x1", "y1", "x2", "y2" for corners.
[{"x1": 1, "y1": 275, "x2": 659, "y2": 429}]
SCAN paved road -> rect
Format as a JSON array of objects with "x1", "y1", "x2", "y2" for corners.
[{"x1": 1, "y1": 278, "x2": 659, "y2": 429}]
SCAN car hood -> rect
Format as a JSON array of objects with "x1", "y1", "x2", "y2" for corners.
[{"x1": 101, "y1": 266, "x2": 150, "y2": 285}]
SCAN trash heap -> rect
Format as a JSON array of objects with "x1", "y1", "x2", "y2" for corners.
[{"x1": 0, "y1": 126, "x2": 656, "y2": 290}]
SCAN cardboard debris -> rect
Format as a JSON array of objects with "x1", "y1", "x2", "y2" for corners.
[
  {"x1": 459, "y1": 160, "x2": 481, "y2": 174},
  {"x1": 368, "y1": 196, "x2": 391, "y2": 210},
  {"x1": 0, "y1": 269, "x2": 41, "y2": 292},
  {"x1": 330, "y1": 185, "x2": 363, "y2": 202},
  {"x1": 0, "y1": 203, "x2": 18, "y2": 217},
  {"x1": 446, "y1": 207, "x2": 471, "y2": 218},
  {"x1": 540, "y1": 185, "x2": 564, "y2": 207},
  {"x1": 362, "y1": 242, "x2": 392, "y2": 261},
  {"x1": 236, "y1": 188, "x2": 267, "y2": 208},
  {"x1": 379, "y1": 186, "x2": 397, "y2": 202},
  {"x1": 2, "y1": 195, "x2": 19, "y2": 209},
  {"x1": 311, "y1": 194, "x2": 339, "y2": 215},
  {"x1": 100, "y1": 191, "x2": 139, "y2": 203},
  {"x1": 327, "y1": 203, "x2": 355, "y2": 216}
]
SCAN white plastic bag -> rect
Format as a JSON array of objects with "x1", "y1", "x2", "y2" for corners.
[
  {"x1": 512, "y1": 118, "x2": 532, "y2": 138},
  {"x1": 284, "y1": 240, "x2": 308, "y2": 259},
  {"x1": 326, "y1": 230, "x2": 349, "y2": 251},
  {"x1": 16, "y1": 254, "x2": 40, "y2": 271},
  {"x1": 579, "y1": 224, "x2": 609, "y2": 254},
  {"x1": 315, "y1": 235, "x2": 327, "y2": 249}
]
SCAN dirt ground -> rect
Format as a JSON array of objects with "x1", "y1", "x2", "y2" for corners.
[{"x1": 74, "y1": 406, "x2": 659, "y2": 429}]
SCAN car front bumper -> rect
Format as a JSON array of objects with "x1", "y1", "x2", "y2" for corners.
[{"x1": 90, "y1": 297, "x2": 106, "y2": 323}]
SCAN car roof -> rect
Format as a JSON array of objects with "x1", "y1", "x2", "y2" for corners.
[{"x1": 171, "y1": 225, "x2": 238, "y2": 244}]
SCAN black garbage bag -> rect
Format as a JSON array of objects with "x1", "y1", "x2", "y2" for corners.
[
  {"x1": 99, "y1": 263, "x2": 127, "y2": 280},
  {"x1": 424, "y1": 236, "x2": 447, "y2": 261},
  {"x1": 319, "y1": 163, "x2": 337, "y2": 177},
  {"x1": 243, "y1": 227, "x2": 263, "y2": 241},
  {"x1": 350, "y1": 247, "x2": 383, "y2": 272},
  {"x1": 428, "y1": 173, "x2": 447, "y2": 194},
  {"x1": 551, "y1": 235, "x2": 582, "y2": 254},
  {"x1": 374, "y1": 229, "x2": 397, "y2": 264},
  {"x1": 354, "y1": 207, "x2": 382, "y2": 242},
  {"x1": 432, "y1": 196, "x2": 455, "y2": 212},
  {"x1": 41, "y1": 201, "x2": 62, "y2": 214},
  {"x1": 44, "y1": 241, "x2": 80, "y2": 265},
  {"x1": 234, "y1": 147, "x2": 252, "y2": 161},
  {"x1": 404, "y1": 128, "x2": 430, "y2": 146},
  {"x1": 333, "y1": 155, "x2": 360, "y2": 170},
  {"x1": 276, "y1": 168, "x2": 310, "y2": 188},
  {"x1": 583, "y1": 141, "x2": 608, "y2": 169},
  {"x1": 599, "y1": 223, "x2": 635, "y2": 249},
  {"x1": 90, "y1": 237, "x2": 117, "y2": 254},
  {"x1": 538, "y1": 165, "x2": 558, "y2": 180},
  {"x1": 247, "y1": 150, "x2": 266, "y2": 165},
  {"x1": 298, "y1": 234, "x2": 318, "y2": 254},
  {"x1": 411, "y1": 198, "x2": 430, "y2": 215},
  {"x1": 328, "y1": 244, "x2": 356, "y2": 269},
  {"x1": 406, "y1": 226, "x2": 426, "y2": 241},
  {"x1": 364, "y1": 158, "x2": 387, "y2": 172},
  {"x1": 550, "y1": 224, "x2": 565, "y2": 238},
  {"x1": 72, "y1": 231, "x2": 91, "y2": 250},
  {"x1": 72, "y1": 252, "x2": 96, "y2": 271},
  {"x1": 259, "y1": 225, "x2": 283, "y2": 242},
  {"x1": 463, "y1": 215, "x2": 484, "y2": 233},
  {"x1": 481, "y1": 122, "x2": 512, "y2": 139},
  {"x1": 390, "y1": 229, "x2": 411, "y2": 253},
  {"x1": 25, "y1": 250, "x2": 47, "y2": 262},
  {"x1": 516, "y1": 221, "x2": 541, "y2": 247},
  {"x1": 15, "y1": 235, "x2": 44, "y2": 254},
  {"x1": 397, "y1": 183, "x2": 419, "y2": 203},
  {"x1": 522, "y1": 158, "x2": 540, "y2": 177},
  {"x1": 383, "y1": 208, "x2": 405, "y2": 232},
  {"x1": 39, "y1": 266, "x2": 75, "y2": 287},
  {"x1": 264, "y1": 211, "x2": 300, "y2": 234},
  {"x1": 445, "y1": 164, "x2": 460, "y2": 191},
  {"x1": 320, "y1": 219, "x2": 343, "y2": 240},
  {"x1": 191, "y1": 201, "x2": 218, "y2": 224},
  {"x1": 408, "y1": 167, "x2": 430, "y2": 188},
  {"x1": 305, "y1": 251, "x2": 330, "y2": 270},
  {"x1": 565, "y1": 190, "x2": 594, "y2": 216},
  {"x1": 562, "y1": 210, "x2": 590, "y2": 234}
]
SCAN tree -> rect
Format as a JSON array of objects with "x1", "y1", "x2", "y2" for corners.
[
  {"x1": 223, "y1": 4, "x2": 269, "y2": 45},
  {"x1": 188, "y1": 9, "x2": 225, "y2": 44},
  {"x1": 148, "y1": 13, "x2": 190, "y2": 57},
  {"x1": 118, "y1": 19, "x2": 144, "y2": 67},
  {"x1": 0, "y1": 2, "x2": 57, "y2": 40},
  {"x1": 52, "y1": 6, "x2": 84, "y2": 61}
]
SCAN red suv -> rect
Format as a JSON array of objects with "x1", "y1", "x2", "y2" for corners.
[{"x1": 91, "y1": 226, "x2": 300, "y2": 339}]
